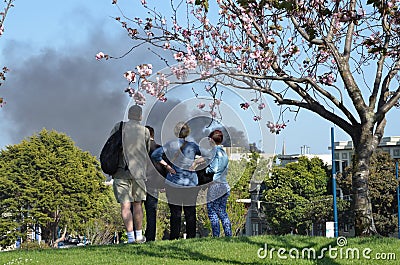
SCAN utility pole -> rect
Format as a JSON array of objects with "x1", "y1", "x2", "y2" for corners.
[{"x1": 331, "y1": 127, "x2": 338, "y2": 237}]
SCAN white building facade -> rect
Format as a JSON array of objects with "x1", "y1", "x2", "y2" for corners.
[{"x1": 331, "y1": 136, "x2": 400, "y2": 173}]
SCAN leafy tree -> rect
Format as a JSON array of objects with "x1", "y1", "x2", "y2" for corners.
[
  {"x1": 100, "y1": 0, "x2": 400, "y2": 236},
  {"x1": 337, "y1": 151, "x2": 398, "y2": 236},
  {"x1": 0, "y1": 129, "x2": 113, "y2": 247},
  {"x1": 84, "y1": 187, "x2": 122, "y2": 245},
  {"x1": 195, "y1": 154, "x2": 256, "y2": 237},
  {"x1": 263, "y1": 157, "x2": 332, "y2": 235},
  {"x1": 226, "y1": 155, "x2": 255, "y2": 235}
]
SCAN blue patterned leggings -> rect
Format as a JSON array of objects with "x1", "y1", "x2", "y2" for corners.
[{"x1": 207, "y1": 183, "x2": 232, "y2": 237}]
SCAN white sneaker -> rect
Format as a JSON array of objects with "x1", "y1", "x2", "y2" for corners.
[{"x1": 135, "y1": 236, "x2": 146, "y2": 244}]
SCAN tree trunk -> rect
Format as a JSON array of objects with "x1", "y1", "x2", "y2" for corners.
[{"x1": 351, "y1": 130, "x2": 379, "y2": 236}]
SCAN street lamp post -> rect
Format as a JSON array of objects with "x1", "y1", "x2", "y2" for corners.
[
  {"x1": 396, "y1": 160, "x2": 399, "y2": 239},
  {"x1": 331, "y1": 127, "x2": 339, "y2": 238}
]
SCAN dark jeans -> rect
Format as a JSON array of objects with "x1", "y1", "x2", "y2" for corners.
[
  {"x1": 144, "y1": 188, "x2": 159, "y2": 241},
  {"x1": 166, "y1": 184, "x2": 199, "y2": 240}
]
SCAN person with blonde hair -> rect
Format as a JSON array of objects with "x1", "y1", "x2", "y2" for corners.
[{"x1": 151, "y1": 121, "x2": 201, "y2": 240}]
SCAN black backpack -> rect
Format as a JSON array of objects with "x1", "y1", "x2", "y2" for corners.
[{"x1": 100, "y1": 121, "x2": 123, "y2": 175}]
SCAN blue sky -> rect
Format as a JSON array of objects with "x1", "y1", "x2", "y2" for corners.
[{"x1": 0, "y1": 0, "x2": 398, "y2": 157}]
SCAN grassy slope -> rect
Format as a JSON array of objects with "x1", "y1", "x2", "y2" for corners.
[{"x1": 0, "y1": 235, "x2": 399, "y2": 265}]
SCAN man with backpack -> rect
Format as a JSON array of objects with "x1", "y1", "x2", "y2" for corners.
[{"x1": 109, "y1": 105, "x2": 150, "y2": 243}]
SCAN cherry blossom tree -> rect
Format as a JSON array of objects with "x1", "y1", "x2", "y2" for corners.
[
  {"x1": 0, "y1": 0, "x2": 14, "y2": 107},
  {"x1": 100, "y1": 0, "x2": 400, "y2": 236}
]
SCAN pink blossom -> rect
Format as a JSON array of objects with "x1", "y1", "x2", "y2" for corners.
[
  {"x1": 357, "y1": 8, "x2": 365, "y2": 17},
  {"x1": 135, "y1": 17, "x2": 143, "y2": 24},
  {"x1": 140, "y1": 80, "x2": 155, "y2": 95},
  {"x1": 173, "y1": 21, "x2": 181, "y2": 31},
  {"x1": 258, "y1": 103, "x2": 266, "y2": 110},
  {"x1": 250, "y1": 50, "x2": 262, "y2": 59},
  {"x1": 266, "y1": 121, "x2": 275, "y2": 129},
  {"x1": 171, "y1": 65, "x2": 187, "y2": 80},
  {"x1": 156, "y1": 74, "x2": 170, "y2": 89},
  {"x1": 164, "y1": 42, "x2": 171, "y2": 50},
  {"x1": 137, "y1": 64, "x2": 153, "y2": 76},
  {"x1": 95, "y1": 52, "x2": 105, "y2": 60},
  {"x1": 213, "y1": 58, "x2": 222, "y2": 67},
  {"x1": 182, "y1": 29, "x2": 191, "y2": 38},
  {"x1": 253, "y1": 116, "x2": 262, "y2": 121},
  {"x1": 124, "y1": 71, "x2": 136, "y2": 82},
  {"x1": 141, "y1": 0, "x2": 147, "y2": 5},
  {"x1": 266, "y1": 121, "x2": 287, "y2": 134},
  {"x1": 266, "y1": 121, "x2": 276, "y2": 133},
  {"x1": 319, "y1": 72, "x2": 335, "y2": 86},
  {"x1": 203, "y1": 53, "x2": 212, "y2": 62},
  {"x1": 0, "y1": 26, "x2": 4, "y2": 36},
  {"x1": 133, "y1": 91, "x2": 146, "y2": 105},
  {"x1": 240, "y1": 102, "x2": 250, "y2": 110},
  {"x1": 187, "y1": 0, "x2": 195, "y2": 4},
  {"x1": 221, "y1": 31, "x2": 229, "y2": 41},
  {"x1": 197, "y1": 103, "x2": 206, "y2": 109},
  {"x1": 158, "y1": 96, "x2": 167, "y2": 102},
  {"x1": 240, "y1": 13, "x2": 253, "y2": 30},
  {"x1": 184, "y1": 55, "x2": 197, "y2": 70},
  {"x1": 124, "y1": 86, "x2": 135, "y2": 96},
  {"x1": 186, "y1": 44, "x2": 194, "y2": 55},
  {"x1": 174, "y1": 52, "x2": 184, "y2": 61},
  {"x1": 201, "y1": 71, "x2": 211, "y2": 77}
]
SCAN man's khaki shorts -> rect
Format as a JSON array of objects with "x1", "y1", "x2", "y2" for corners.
[{"x1": 113, "y1": 178, "x2": 146, "y2": 203}]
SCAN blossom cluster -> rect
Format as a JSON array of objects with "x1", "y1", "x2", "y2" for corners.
[
  {"x1": 95, "y1": 52, "x2": 108, "y2": 60},
  {"x1": 122, "y1": 64, "x2": 168, "y2": 104},
  {"x1": 96, "y1": 52, "x2": 166, "y2": 104},
  {"x1": 266, "y1": 121, "x2": 287, "y2": 134},
  {"x1": 318, "y1": 72, "x2": 336, "y2": 86},
  {"x1": 193, "y1": 85, "x2": 222, "y2": 119}
]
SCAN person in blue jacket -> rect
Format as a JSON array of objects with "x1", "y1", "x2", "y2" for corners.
[
  {"x1": 151, "y1": 121, "x2": 201, "y2": 240},
  {"x1": 198, "y1": 129, "x2": 232, "y2": 237}
]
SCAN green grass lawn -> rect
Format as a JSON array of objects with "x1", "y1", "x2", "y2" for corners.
[{"x1": 1, "y1": 235, "x2": 399, "y2": 265}]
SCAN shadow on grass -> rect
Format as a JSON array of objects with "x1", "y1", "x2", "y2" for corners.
[
  {"x1": 86, "y1": 238, "x2": 259, "y2": 265},
  {"x1": 82, "y1": 236, "x2": 343, "y2": 265}
]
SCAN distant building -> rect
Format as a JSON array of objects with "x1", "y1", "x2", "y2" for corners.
[
  {"x1": 329, "y1": 136, "x2": 400, "y2": 173},
  {"x1": 224, "y1": 146, "x2": 273, "y2": 162},
  {"x1": 236, "y1": 180, "x2": 267, "y2": 236},
  {"x1": 278, "y1": 144, "x2": 331, "y2": 167},
  {"x1": 277, "y1": 136, "x2": 400, "y2": 171}
]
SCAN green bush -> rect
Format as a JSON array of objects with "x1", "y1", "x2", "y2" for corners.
[{"x1": 20, "y1": 241, "x2": 50, "y2": 250}]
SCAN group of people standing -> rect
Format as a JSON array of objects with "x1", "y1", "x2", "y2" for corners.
[{"x1": 109, "y1": 105, "x2": 232, "y2": 243}]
